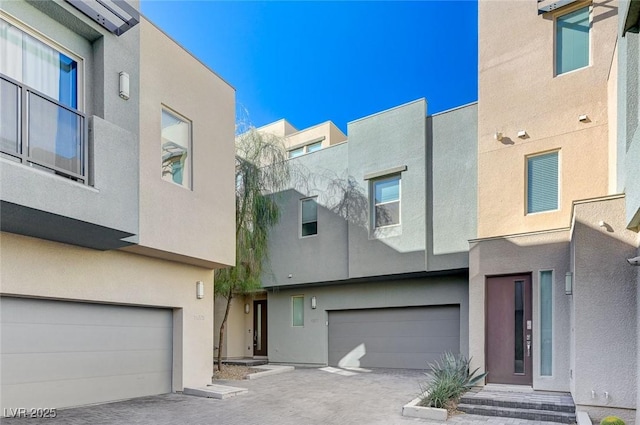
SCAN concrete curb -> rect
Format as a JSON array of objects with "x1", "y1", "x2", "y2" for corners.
[
  {"x1": 402, "y1": 395, "x2": 447, "y2": 421},
  {"x1": 184, "y1": 384, "x2": 248, "y2": 399},
  {"x1": 246, "y1": 365, "x2": 295, "y2": 380}
]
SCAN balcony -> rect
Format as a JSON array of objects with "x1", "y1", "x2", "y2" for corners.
[{"x1": 1, "y1": 74, "x2": 87, "y2": 183}]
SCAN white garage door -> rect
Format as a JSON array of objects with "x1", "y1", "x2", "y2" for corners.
[
  {"x1": 0, "y1": 297, "x2": 172, "y2": 410},
  {"x1": 328, "y1": 305, "x2": 460, "y2": 369}
]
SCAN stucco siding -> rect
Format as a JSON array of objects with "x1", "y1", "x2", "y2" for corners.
[
  {"x1": 429, "y1": 103, "x2": 478, "y2": 270},
  {"x1": 267, "y1": 276, "x2": 469, "y2": 366},
  {"x1": 570, "y1": 197, "x2": 638, "y2": 412},
  {"x1": 347, "y1": 99, "x2": 428, "y2": 277},
  {"x1": 135, "y1": 19, "x2": 235, "y2": 267},
  {"x1": 469, "y1": 230, "x2": 572, "y2": 392},
  {"x1": 0, "y1": 232, "x2": 215, "y2": 392}
]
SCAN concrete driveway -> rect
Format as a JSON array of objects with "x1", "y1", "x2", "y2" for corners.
[{"x1": 1, "y1": 368, "x2": 565, "y2": 425}]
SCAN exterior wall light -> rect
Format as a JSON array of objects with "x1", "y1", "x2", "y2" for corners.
[
  {"x1": 565, "y1": 272, "x2": 573, "y2": 295},
  {"x1": 578, "y1": 114, "x2": 589, "y2": 122},
  {"x1": 245, "y1": 303, "x2": 250, "y2": 314},
  {"x1": 119, "y1": 71, "x2": 130, "y2": 100},
  {"x1": 494, "y1": 131, "x2": 503, "y2": 141},
  {"x1": 517, "y1": 130, "x2": 528, "y2": 139},
  {"x1": 311, "y1": 296, "x2": 317, "y2": 309},
  {"x1": 196, "y1": 281, "x2": 204, "y2": 299}
]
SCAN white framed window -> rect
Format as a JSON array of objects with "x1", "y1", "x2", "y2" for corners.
[
  {"x1": 372, "y1": 175, "x2": 401, "y2": 228},
  {"x1": 526, "y1": 151, "x2": 559, "y2": 214},
  {"x1": 288, "y1": 147, "x2": 304, "y2": 158},
  {"x1": 300, "y1": 197, "x2": 318, "y2": 237},
  {"x1": 539, "y1": 270, "x2": 553, "y2": 376},
  {"x1": 288, "y1": 140, "x2": 323, "y2": 158},
  {"x1": 161, "y1": 107, "x2": 192, "y2": 189},
  {"x1": 292, "y1": 295, "x2": 304, "y2": 327},
  {"x1": 306, "y1": 141, "x2": 322, "y2": 153},
  {"x1": 555, "y1": 6, "x2": 590, "y2": 75}
]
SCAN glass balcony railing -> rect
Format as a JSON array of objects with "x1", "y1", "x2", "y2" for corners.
[{"x1": 0, "y1": 74, "x2": 87, "y2": 183}]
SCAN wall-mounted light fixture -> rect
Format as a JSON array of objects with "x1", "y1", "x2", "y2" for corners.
[
  {"x1": 578, "y1": 114, "x2": 589, "y2": 122},
  {"x1": 517, "y1": 130, "x2": 528, "y2": 139},
  {"x1": 311, "y1": 296, "x2": 317, "y2": 309},
  {"x1": 245, "y1": 303, "x2": 250, "y2": 314},
  {"x1": 119, "y1": 71, "x2": 130, "y2": 100},
  {"x1": 196, "y1": 281, "x2": 204, "y2": 299},
  {"x1": 565, "y1": 272, "x2": 573, "y2": 295},
  {"x1": 494, "y1": 131, "x2": 503, "y2": 141}
]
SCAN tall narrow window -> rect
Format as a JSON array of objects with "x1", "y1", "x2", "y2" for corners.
[
  {"x1": 292, "y1": 296, "x2": 304, "y2": 327},
  {"x1": 161, "y1": 108, "x2": 191, "y2": 188},
  {"x1": 556, "y1": 6, "x2": 590, "y2": 75},
  {"x1": 527, "y1": 152, "x2": 559, "y2": 214},
  {"x1": 540, "y1": 271, "x2": 553, "y2": 376},
  {"x1": 301, "y1": 198, "x2": 318, "y2": 237},
  {"x1": 514, "y1": 280, "x2": 525, "y2": 374},
  {"x1": 373, "y1": 175, "x2": 400, "y2": 228}
]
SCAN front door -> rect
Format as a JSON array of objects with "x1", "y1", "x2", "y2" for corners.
[
  {"x1": 486, "y1": 274, "x2": 532, "y2": 385},
  {"x1": 253, "y1": 300, "x2": 267, "y2": 357}
]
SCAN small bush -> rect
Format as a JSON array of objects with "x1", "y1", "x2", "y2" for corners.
[
  {"x1": 600, "y1": 416, "x2": 625, "y2": 425},
  {"x1": 419, "y1": 352, "x2": 487, "y2": 409}
]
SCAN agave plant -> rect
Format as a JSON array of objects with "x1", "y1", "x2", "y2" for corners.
[{"x1": 419, "y1": 352, "x2": 488, "y2": 408}]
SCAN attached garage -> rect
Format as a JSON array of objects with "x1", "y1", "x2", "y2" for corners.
[
  {"x1": 0, "y1": 297, "x2": 173, "y2": 409},
  {"x1": 328, "y1": 305, "x2": 460, "y2": 369}
]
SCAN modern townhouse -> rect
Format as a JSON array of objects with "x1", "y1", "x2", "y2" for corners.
[
  {"x1": 0, "y1": 0, "x2": 235, "y2": 411},
  {"x1": 470, "y1": 0, "x2": 639, "y2": 422},
  {"x1": 216, "y1": 99, "x2": 478, "y2": 370}
]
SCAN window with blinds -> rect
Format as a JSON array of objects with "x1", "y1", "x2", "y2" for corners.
[{"x1": 527, "y1": 152, "x2": 559, "y2": 214}]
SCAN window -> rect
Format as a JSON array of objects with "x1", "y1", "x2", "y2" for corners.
[
  {"x1": 288, "y1": 141, "x2": 323, "y2": 158},
  {"x1": 292, "y1": 296, "x2": 304, "y2": 327},
  {"x1": 0, "y1": 17, "x2": 86, "y2": 182},
  {"x1": 556, "y1": 6, "x2": 590, "y2": 75},
  {"x1": 373, "y1": 175, "x2": 400, "y2": 228},
  {"x1": 161, "y1": 108, "x2": 191, "y2": 188},
  {"x1": 540, "y1": 271, "x2": 553, "y2": 376},
  {"x1": 288, "y1": 147, "x2": 304, "y2": 158},
  {"x1": 306, "y1": 141, "x2": 322, "y2": 153},
  {"x1": 527, "y1": 152, "x2": 559, "y2": 214},
  {"x1": 301, "y1": 197, "x2": 318, "y2": 237}
]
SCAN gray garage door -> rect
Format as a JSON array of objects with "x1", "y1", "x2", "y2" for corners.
[
  {"x1": 0, "y1": 297, "x2": 172, "y2": 410},
  {"x1": 328, "y1": 305, "x2": 460, "y2": 369}
]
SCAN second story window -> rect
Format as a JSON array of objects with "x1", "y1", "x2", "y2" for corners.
[
  {"x1": 1, "y1": 17, "x2": 86, "y2": 182},
  {"x1": 556, "y1": 6, "x2": 590, "y2": 75},
  {"x1": 161, "y1": 108, "x2": 192, "y2": 188},
  {"x1": 527, "y1": 151, "x2": 559, "y2": 214},
  {"x1": 288, "y1": 140, "x2": 323, "y2": 158},
  {"x1": 301, "y1": 197, "x2": 318, "y2": 237},
  {"x1": 373, "y1": 175, "x2": 400, "y2": 228}
]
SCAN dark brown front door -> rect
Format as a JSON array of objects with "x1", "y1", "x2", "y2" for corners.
[
  {"x1": 486, "y1": 274, "x2": 532, "y2": 385},
  {"x1": 253, "y1": 300, "x2": 267, "y2": 356}
]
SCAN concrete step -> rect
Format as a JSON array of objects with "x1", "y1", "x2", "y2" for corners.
[
  {"x1": 183, "y1": 384, "x2": 248, "y2": 399},
  {"x1": 457, "y1": 403, "x2": 577, "y2": 424},
  {"x1": 459, "y1": 394, "x2": 576, "y2": 413},
  {"x1": 217, "y1": 358, "x2": 269, "y2": 366}
]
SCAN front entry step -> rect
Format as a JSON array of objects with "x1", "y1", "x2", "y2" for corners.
[{"x1": 458, "y1": 388, "x2": 576, "y2": 424}]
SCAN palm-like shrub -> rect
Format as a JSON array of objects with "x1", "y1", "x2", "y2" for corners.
[{"x1": 419, "y1": 352, "x2": 487, "y2": 408}]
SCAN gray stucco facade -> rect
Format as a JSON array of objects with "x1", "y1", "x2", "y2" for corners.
[
  {"x1": 262, "y1": 100, "x2": 477, "y2": 367},
  {"x1": 1, "y1": 0, "x2": 140, "y2": 250}
]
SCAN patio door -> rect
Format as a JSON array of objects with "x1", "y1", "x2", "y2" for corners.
[
  {"x1": 253, "y1": 300, "x2": 267, "y2": 357},
  {"x1": 486, "y1": 274, "x2": 532, "y2": 385}
]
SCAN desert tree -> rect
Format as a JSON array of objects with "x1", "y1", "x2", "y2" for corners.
[{"x1": 214, "y1": 121, "x2": 290, "y2": 371}]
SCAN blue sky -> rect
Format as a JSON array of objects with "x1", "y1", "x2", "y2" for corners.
[{"x1": 141, "y1": 1, "x2": 478, "y2": 134}]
